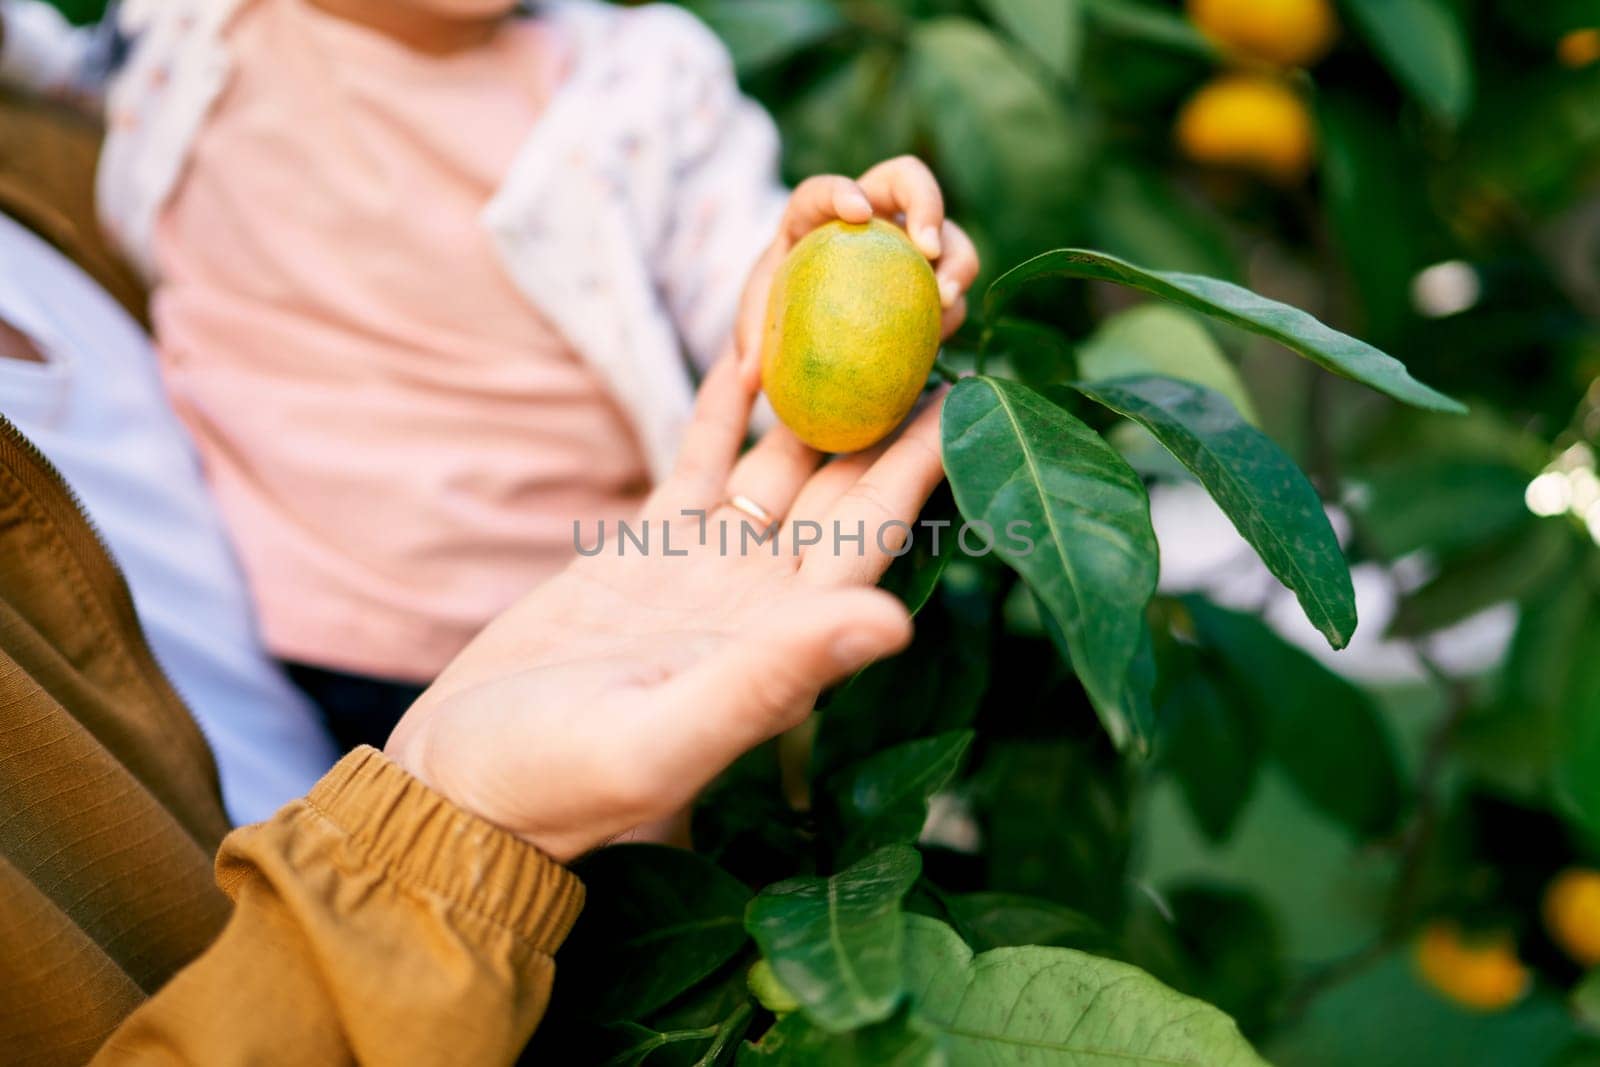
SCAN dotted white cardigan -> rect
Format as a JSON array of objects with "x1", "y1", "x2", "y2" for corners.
[{"x1": 1, "y1": 0, "x2": 788, "y2": 480}]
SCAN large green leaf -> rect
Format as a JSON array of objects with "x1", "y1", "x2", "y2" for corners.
[
  {"x1": 909, "y1": 19, "x2": 1087, "y2": 259},
  {"x1": 976, "y1": 0, "x2": 1082, "y2": 81},
  {"x1": 683, "y1": 0, "x2": 846, "y2": 76},
  {"x1": 557, "y1": 845, "x2": 753, "y2": 1021},
  {"x1": 1076, "y1": 305, "x2": 1258, "y2": 424},
  {"x1": 985, "y1": 249, "x2": 1466, "y2": 414},
  {"x1": 745, "y1": 845, "x2": 922, "y2": 1032},
  {"x1": 823, "y1": 732, "x2": 975, "y2": 867},
  {"x1": 942, "y1": 376, "x2": 1159, "y2": 751},
  {"x1": 1075, "y1": 375, "x2": 1357, "y2": 648},
  {"x1": 1186, "y1": 600, "x2": 1403, "y2": 838},
  {"x1": 901, "y1": 916, "x2": 1269, "y2": 1065},
  {"x1": 1343, "y1": 0, "x2": 1474, "y2": 124}
]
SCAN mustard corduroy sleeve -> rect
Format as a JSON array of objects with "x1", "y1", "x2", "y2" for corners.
[{"x1": 91, "y1": 747, "x2": 585, "y2": 1066}]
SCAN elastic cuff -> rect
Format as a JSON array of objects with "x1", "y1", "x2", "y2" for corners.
[{"x1": 306, "y1": 747, "x2": 584, "y2": 955}]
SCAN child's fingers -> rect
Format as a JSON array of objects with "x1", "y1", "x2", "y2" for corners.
[
  {"x1": 657, "y1": 354, "x2": 754, "y2": 511},
  {"x1": 857, "y1": 156, "x2": 945, "y2": 260},
  {"x1": 782, "y1": 176, "x2": 874, "y2": 246},
  {"x1": 934, "y1": 220, "x2": 981, "y2": 310}
]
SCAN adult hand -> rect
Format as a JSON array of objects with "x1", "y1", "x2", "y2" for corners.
[
  {"x1": 734, "y1": 156, "x2": 981, "y2": 388},
  {"x1": 385, "y1": 356, "x2": 948, "y2": 862}
]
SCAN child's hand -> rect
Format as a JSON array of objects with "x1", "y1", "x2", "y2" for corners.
[{"x1": 735, "y1": 156, "x2": 980, "y2": 388}]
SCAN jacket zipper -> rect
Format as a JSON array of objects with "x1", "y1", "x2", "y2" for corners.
[{"x1": 0, "y1": 412, "x2": 224, "y2": 804}]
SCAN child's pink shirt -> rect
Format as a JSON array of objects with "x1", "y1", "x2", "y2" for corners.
[{"x1": 151, "y1": 0, "x2": 651, "y2": 681}]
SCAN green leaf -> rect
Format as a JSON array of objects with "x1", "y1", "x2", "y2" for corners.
[
  {"x1": 1354, "y1": 458, "x2": 1537, "y2": 561},
  {"x1": 1573, "y1": 969, "x2": 1600, "y2": 1034},
  {"x1": 1077, "y1": 305, "x2": 1258, "y2": 425},
  {"x1": 987, "y1": 317, "x2": 1076, "y2": 390},
  {"x1": 1343, "y1": 0, "x2": 1474, "y2": 124},
  {"x1": 1087, "y1": 165, "x2": 1240, "y2": 282},
  {"x1": 745, "y1": 845, "x2": 922, "y2": 1032},
  {"x1": 1186, "y1": 599, "x2": 1403, "y2": 838},
  {"x1": 683, "y1": 0, "x2": 847, "y2": 76},
  {"x1": 976, "y1": 0, "x2": 1083, "y2": 81},
  {"x1": 1556, "y1": 611, "x2": 1600, "y2": 839},
  {"x1": 738, "y1": 1008, "x2": 944, "y2": 1066},
  {"x1": 1267, "y1": 954, "x2": 1589, "y2": 1067},
  {"x1": 1160, "y1": 670, "x2": 1262, "y2": 844},
  {"x1": 942, "y1": 376, "x2": 1159, "y2": 752},
  {"x1": 1080, "y1": 0, "x2": 1218, "y2": 56},
  {"x1": 557, "y1": 845, "x2": 753, "y2": 1021},
  {"x1": 1389, "y1": 521, "x2": 1574, "y2": 638},
  {"x1": 908, "y1": 19, "x2": 1087, "y2": 259},
  {"x1": 939, "y1": 891, "x2": 1110, "y2": 953},
  {"x1": 823, "y1": 732, "x2": 975, "y2": 867},
  {"x1": 778, "y1": 47, "x2": 917, "y2": 181},
  {"x1": 985, "y1": 249, "x2": 1466, "y2": 414},
  {"x1": 1075, "y1": 375, "x2": 1357, "y2": 648},
  {"x1": 901, "y1": 916, "x2": 1270, "y2": 1065}
]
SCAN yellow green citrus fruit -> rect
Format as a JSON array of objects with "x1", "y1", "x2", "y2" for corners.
[
  {"x1": 761, "y1": 218, "x2": 942, "y2": 454},
  {"x1": 1175, "y1": 74, "x2": 1316, "y2": 184},
  {"x1": 1558, "y1": 28, "x2": 1600, "y2": 68},
  {"x1": 1544, "y1": 868, "x2": 1600, "y2": 968},
  {"x1": 1413, "y1": 921, "x2": 1531, "y2": 1012},
  {"x1": 1187, "y1": 0, "x2": 1338, "y2": 68},
  {"x1": 748, "y1": 959, "x2": 801, "y2": 1016}
]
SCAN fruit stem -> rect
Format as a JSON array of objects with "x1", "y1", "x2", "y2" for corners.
[{"x1": 932, "y1": 359, "x2": 961, "y2": 385}]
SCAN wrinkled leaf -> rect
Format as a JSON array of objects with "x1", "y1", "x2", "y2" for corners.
[
  {"x1": 746, "y1": 845, "x2": 922, "y2": 1031},
  {"x1": 1343, "y1": 0, "x2": 1474, "y2": 124},
  {"x1": 986, "y1": 249, "x2": 1466, "y2": 414},
  {"x1": 1075, "y1": 375, "x2": 1356, "y2": 647},
  {"x1": 558, "y1": 845, "x2": 753, "y2": 1021},
  {"x1": 902, "y1": 916, "x2": 1269, "y2": 1065},
  {"x1": 942, "y1": 376, "x2": 1159, "y2": 751},
  {"x1": 824, "y1": 732, "x2": 975, "y2": 867},
  {"x1": 976, "y1": 0, "x2": 1082, "y2": 81}
]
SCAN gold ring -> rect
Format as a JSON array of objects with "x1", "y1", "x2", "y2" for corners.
[{"x1": 724, "y1": 494, "x2": 776, "y2": 527}]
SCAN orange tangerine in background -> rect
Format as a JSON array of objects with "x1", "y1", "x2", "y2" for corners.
[
  {"x1": 1413, "y1": 921, "x2": 1531, "y2": 1013},
  {"x1": 1558, "y1": 29, "x2": 1600, "y2": 68},
  {"x1": 1175, "y1": 74, "x2": 1316, "y2": 185},
  {"x1": 1187, "y1": 0, "x2": 1339, "y2": 69},
  {"x1": 1544, "y1": 868, "x2": 1600, "y2": 968}
]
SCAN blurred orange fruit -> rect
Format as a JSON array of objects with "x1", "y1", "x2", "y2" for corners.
[
  {"x1": 1544, "y1": 868, "x2": 1600, "y2": 968},
  {"x1": 1413, "y1": 921, "x2": 1531, "y2": 1012},
  {"x1": 1558, "y1": 29, "x2": 1600, "y2": 68},
  {"x1": 1187, "y1": 0, "x2": 1338, "y2": 68},
  {"x1": 1175, "y1": 74, "x2": 1316, "y2": 184}
]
